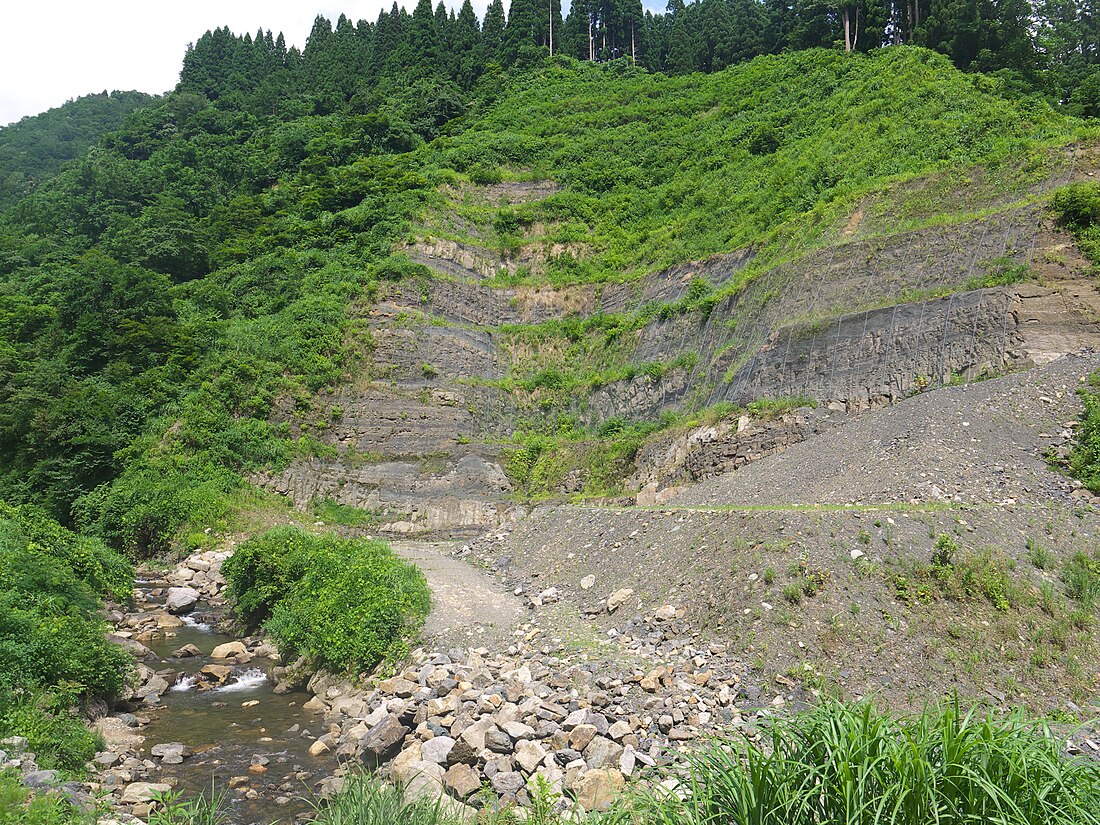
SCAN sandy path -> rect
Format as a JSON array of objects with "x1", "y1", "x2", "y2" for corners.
[{"x1": 389, "y1": 540, "x2": 526, "y2": 647}]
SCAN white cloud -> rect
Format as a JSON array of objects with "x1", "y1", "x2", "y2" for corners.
[{"x1": 0, "y1": 0, "x2": 668, "y2": 126}]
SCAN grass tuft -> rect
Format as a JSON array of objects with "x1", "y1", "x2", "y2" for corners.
[{"x1": 605, "y1": 700, "x2": 1100, "y2": 825}]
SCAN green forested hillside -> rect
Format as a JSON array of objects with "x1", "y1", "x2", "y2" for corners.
[
  {"x1": 0, "y1": 44, "x2": 1089, "y2": 560},
  {"x1": 435, "y1": 48, "x2": 1075, "y2": 282},
  {"x1": 0, "y1": 91, "x2": 157, "y2": 209}
]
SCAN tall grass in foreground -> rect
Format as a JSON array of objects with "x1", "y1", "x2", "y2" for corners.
[
  {"x1": 41, "y1": 703, "x2": 1090, "y2": 825},
  {"x1": 607, "y1": 700, "x2": 1100, "y2": 825},
  {"x1": 310, "y1": 775, "x2": 462, "y2": 825}
]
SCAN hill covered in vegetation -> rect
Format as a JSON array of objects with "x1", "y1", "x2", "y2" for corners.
[
  {"x1": 0, "y1": 44, "x2": 1087, "y2": 559},
  {"x1": 0, "y1": 91, "x2": 157, "y2": 209},
  {"x1": 2, "y1": 3, "x2": 1100, "y2": 821}
]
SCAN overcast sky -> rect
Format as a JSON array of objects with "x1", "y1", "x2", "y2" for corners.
[{"x1": 0, "y1": 0, "x2": 666, "y2": 127}]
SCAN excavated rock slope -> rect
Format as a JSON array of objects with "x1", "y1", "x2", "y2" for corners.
[
  {"x1": 679, "y1": 351, "x2": 1095, "y2": 508},
  {"x1": 260, "y1": 151, "x2": 1100, "y2": 537},
  {"x1": 465, "y1": 353, "x2": 1100, "y2": 709}
]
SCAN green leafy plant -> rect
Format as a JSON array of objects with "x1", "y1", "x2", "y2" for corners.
[
  {"x1": 1068, "y1": 372, "x2": 1100, "y2": 495},
  {"x1": 1063, "y1": 549, "x2": 1100, "y2": 609},
  {"x1": 1026, "y1": 537, "x2": 1053, "y2": 569},
  {"x1": 223, "y1": 528, "x2": 430, "y2": 674},
  {"x1": 149, "y1": 784, "x2": 229, "y2": 825}
]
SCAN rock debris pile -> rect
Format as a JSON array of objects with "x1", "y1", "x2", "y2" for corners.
[{"x1": 298, "y1": 606, "x2": 795, "y2": 817}]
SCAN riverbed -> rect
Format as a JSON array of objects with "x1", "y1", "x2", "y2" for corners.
[{"x1": 132, "y1": 580, "x2": 337, "y2": 824}]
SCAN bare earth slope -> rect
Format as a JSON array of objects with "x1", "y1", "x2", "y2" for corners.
[
  {"x1": 464, "y1": 353, "x2": 1100, "y2": 711},
  {"x1": 679, "y1": 353, "x2": 1096, "y2": 508},
  {"x1": 388, "y1": 539, "x2": 525, "y2": 647}
]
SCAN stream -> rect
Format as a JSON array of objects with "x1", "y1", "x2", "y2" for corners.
[{"x1": 132, "y1": 580, "x2": 337, "y2": 824}]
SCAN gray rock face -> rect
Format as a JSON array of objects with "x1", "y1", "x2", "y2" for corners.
[
  {"x1": 120, "y1": 782, "x2": 172, "y2": 804},
  {"x1": 444, "y1": 763, "x2": 481, "y2": 798},
  {"x1": 150, "y1": 742, "x2": 190, "y2": 764},
  {"x1": 165, "y1": 587, "x2": 200, "y2": 614},
  {"x1": 136, "y1": 675, "x2": 170, "y2": 701},
  {"x1": 361, "y1": 714, "x2": 409, "y2": 761},
  {"x1": 419, "y1": 736, "x2": 455, "y2": 765},
  {"x1": 485, "y1": 728, "x2": 512, "y2": 753},
  {"x1": 584, "y1": 736, "x2": 624, "y2": 770},
  {"x1": 22, "y1": 770, "x2": 59, "y2": 788},
  {"x1": 490, "y1": 770, "x2": 524, "y2": 797}
]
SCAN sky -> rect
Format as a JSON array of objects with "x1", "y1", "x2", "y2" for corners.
[{"x1": 0, "y1": 0, "x2": 665, "y2": 127}]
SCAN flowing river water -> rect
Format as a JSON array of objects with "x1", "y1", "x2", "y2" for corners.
[
  {"x1": 133, "y1": 582, "x2": 337, "y2": 824},
  {"x1": 121, "y1": 542, "x2": 525, "y2": 823}
]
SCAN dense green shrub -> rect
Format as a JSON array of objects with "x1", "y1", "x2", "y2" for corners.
[
  {"x1": 1052, "y1": 182, "x2": 1100, "y2": 273},
  {"x1": 0, "y1": 692, "x2": 103, "y2": 774},
  {"x1": 223, "y1": 528, "x2": 430, "y2": 673},
  {"x1": 1052, "y1": 181, "x2": 1100, "y2": 230},
  {"x1": 0, "y1": 501, "x2": 131, "y2": 601},
  {"x1": 0, "y1": 504, "x2": 131, "y2": 695},
  {"x1": 221, "y1": 527, "x2": 315, "y2": 626},
  {"x1": 0, "y1": 501, "x2": 130, "y2": 773},
  {"x1": 0, "y1": 768, "x2": 94, "y2": 824}
]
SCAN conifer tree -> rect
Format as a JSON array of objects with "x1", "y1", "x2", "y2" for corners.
[
  {"x1": 483, "y1": 0, "x2": 508, "y2": 63},
  {"x1": 407, "y1": 0, "x2": 443, "y2": 73},
  {"x1": 640, "y1": 9, "x2": 669, "y2": 69},
  {"x1": 666, "y1": 0, "x2": 696, "y2": 71},
  {"x1": 563, "y1": 1, "x2": 594, "y2": 58},
  {"x1": 369, "y1": 3, "x2": 406, "y2": 80},
  {"x1": 454, "y1": 0, "x2": 485, "y2": 87},
  {"x1": 502, "y1": 0, "x2": 543, "y2": 65}
]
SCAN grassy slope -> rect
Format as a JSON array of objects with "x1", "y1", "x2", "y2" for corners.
[{"x1": 431, "y1": 48, "x2": 1081, "y2": 285}]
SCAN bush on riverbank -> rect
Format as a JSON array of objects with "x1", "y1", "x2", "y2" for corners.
[
  {"x1": 0, "y1": 769, "x2": 94, "y2": 825},
  {"x1": 0, "y1": 500, "x2": 132, "y2": 773},
  {"x1": 222, "y1": 528, "x2": 430, "y2": 674}
]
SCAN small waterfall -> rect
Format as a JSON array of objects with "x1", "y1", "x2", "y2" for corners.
[
  {"x1": 215, "y1": 668, "x2": 268, "y2": 693},
  {"x1": 180, "y1": 614, "x2": 211, "y2": 631},
  {"x1": 171, "y1": 674, "x2": 198, "y2": 692}
]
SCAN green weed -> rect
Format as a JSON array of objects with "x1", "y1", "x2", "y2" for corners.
[{"x1": 605, "y1": 700, "x2": 1100, "y2": 825}]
